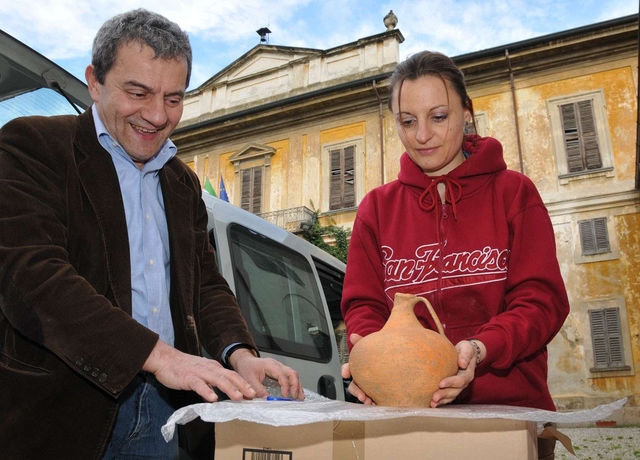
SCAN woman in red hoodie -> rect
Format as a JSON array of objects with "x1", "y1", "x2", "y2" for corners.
[{"x1": 340, "y1": 51, "x2": 569, "y2": 459}]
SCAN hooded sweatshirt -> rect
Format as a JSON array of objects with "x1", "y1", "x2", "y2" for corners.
[{"x1": 341, "y1": 135, "x2": 570, "y2": 410}]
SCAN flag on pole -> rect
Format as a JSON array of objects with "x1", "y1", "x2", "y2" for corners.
[
  {"x1": 203, "y1": 175, "x2": 217, "y2": 197},
  {"x1": 219, "y1": 175, "x2": 229, "y2": 202}
]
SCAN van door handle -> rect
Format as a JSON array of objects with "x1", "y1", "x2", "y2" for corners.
[{"x1": 317, "y1": 375, "x2": 337, "y2": 400}]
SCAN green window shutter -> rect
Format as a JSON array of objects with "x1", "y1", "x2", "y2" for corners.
[
  {"x1": 343, "y1": 146, "x2": 356, "y2": 208},
  {"x1": 560, "y1": 103, "x2": 584, "y2": 172},
  {"x1": 590, "y1": 309, "x2": 609, "y2": 368},
  {"x1": 589, "y1": 308, "x2": 625, "y2": 370},
  {"x1": 579, "y1": 220, "x2": 596, "y2": 255},
  {"x1": 592, "y1": 217, "x2": 610, "y2": 253},
  {"x1": 241, "y1": 167, "x2": 263, "y2": 214},
  {"x1": 605, "y1": 308, "x2": 624, "y2": 366},
  {"x1": 241, "y1": 169, "x2": 251, "y2": 212},
  {"x1": 577, "y1": 100, "x2": 602, "y2": 170},
  {"x1": 329, "y1": 145, "x2": 356, "y2": 210},
  {"x1": 329, "y1": 149, "x2": 342, "y2": 211},
  {"x1": 579, "y1": 217, "x2": 610, "y2": 256},
  {"x1": 560, "y1": 100, "x2": 602, "y2": 173},
  {"x1": 252, "y1": 167, "x2": 262, "y2": 214}
]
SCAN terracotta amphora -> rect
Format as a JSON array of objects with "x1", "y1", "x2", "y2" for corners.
[{"x1": 348, "y1": 292, "x2": 459, "y2": 407}]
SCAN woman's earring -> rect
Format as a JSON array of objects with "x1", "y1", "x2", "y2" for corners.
[{"x1": 464, "y1": 121, "x2": 470, "y2": 134}]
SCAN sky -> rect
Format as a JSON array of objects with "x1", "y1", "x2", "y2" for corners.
[{"x1": 0, "y1": 0, "x2": 637, "y2": 92}]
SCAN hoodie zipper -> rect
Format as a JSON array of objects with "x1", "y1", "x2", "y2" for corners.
[{"x1": 436, "y1": 200, "x2": 448, "y2": 332}]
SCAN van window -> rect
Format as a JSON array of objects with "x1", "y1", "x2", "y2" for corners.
[
  {"x1": 1, "y1": 29, "x2": 92, "y2": 127},
  {"x1": 313, "y1": 257, "x2": 348, "y2": 365},
  {"x1": 0, "y1": 89, "x2": 81, "y2": 127},
  {"x1": 229, "y1": 224, "x2": 332, "y2": 362}
]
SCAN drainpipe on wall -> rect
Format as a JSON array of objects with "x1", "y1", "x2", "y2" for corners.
[
  {"x1": 505, "y1": 49, "x2": 525, "y2": 175},
  {"x1": 372, "y1": 81, "x2": 385, "y2": 185},
  {"x1": 636, "y1": 7, "x2": 640, "y2": 189}
]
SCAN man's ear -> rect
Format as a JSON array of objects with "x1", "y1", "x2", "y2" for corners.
[{"x1": 85, "y1": 65, "x2": 100, "y2": 103}]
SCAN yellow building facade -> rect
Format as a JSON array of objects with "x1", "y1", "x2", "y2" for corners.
[{"x1": 173, "y1": 15, "x2": 640, "y2": 421}]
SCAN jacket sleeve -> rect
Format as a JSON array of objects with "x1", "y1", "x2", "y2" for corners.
[
  {"x1": 340, "y1": 193, "x2": 392, "y2": 349},
  {"x1": 0, "y1": 116, "x2": 158, "y2": 397},
  {"x1": 472, "y1": 177, "x2": 570, "y2": 369}
]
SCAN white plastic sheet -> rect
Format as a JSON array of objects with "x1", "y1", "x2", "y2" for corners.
[{"x1": 161, "y1": 389, "x2": 628, "y2": 442}]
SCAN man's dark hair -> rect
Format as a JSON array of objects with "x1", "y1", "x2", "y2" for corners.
[{"x1": 91, "y1": 8, "x2": 192, "y2": 87}]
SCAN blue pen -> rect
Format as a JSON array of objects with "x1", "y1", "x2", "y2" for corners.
[{"x1": 266, "y1": 396, "x2": 294, "y2": 401}]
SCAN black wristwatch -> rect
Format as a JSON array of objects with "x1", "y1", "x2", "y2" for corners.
[{"x1": 222, "y1": 343, "x2": 259, "y2": 369}]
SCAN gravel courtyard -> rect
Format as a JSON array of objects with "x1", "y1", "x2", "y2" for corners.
[{"x1": 555, "y1": 426, "x2": 640, "y2": 459}]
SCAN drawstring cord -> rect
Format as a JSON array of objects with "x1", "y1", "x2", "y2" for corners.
[
  {"x1": 419, "y1": 175, "x2": 462, "y2": 220},
  {"x1": 418, "y1": 175, "x2": 462, "y2": 246}
]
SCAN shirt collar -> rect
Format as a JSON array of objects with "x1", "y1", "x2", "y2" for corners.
[{"x1": 92, "y1": 104, "x2": 177, "y2": 173}]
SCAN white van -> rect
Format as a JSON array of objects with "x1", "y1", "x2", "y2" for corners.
[{"x1": 203, "y1": 192, "x2": 349, "y2": 400}]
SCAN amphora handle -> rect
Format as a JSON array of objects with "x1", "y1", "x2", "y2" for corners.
[{"x1": 413, "y1": 295, "x2": 445, "y2": 336}]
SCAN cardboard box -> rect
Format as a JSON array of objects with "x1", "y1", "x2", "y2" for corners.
[{"x1": 215, "y1": 416, "x2": 538, "y2": 459}]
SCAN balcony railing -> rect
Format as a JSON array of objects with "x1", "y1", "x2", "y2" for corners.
[{"x1": 258, "y1": 206, "x2": 315, "y2": 233}]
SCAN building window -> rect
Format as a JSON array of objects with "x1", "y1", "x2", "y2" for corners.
[
  {"x1": 589, "y1": 308, "x2": 627, "y2": 371},
  {"x1": 329, "y1": 145, "x2": 356, "y2": 210},
  {"x1": 578, "y1": 217, "x2": 610, "y2": 256},
  {"x1": 560, "y1": 100, "x2": 602, "y2": 173},
  {"x1": 547, "y1": 90, "x2": 614, "y2": 181},
  {"x1": 241, "y1": 166, "x2": 263, "y2": 214},
  {"x1": 321, "y1": 137, "x2": 364, "y2": 213},
  {"x1": 580, "y1": 297, "x2": 633, "y2": 377},
  {"x1": 230, "y1": 143, "x2": 276, "y2": 213}
]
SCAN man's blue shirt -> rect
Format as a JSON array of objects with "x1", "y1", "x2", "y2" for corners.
[{"x1": 92, "y1": 105, "x2": 175, "y2": 346}]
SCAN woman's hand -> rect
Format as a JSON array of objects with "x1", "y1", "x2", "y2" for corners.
[
  {"x1": 341, "y1": 333, "x2": 375, "y2": 405},
  {"x1": 430, "y1": 339, "x2": 483, "y2": 408}
]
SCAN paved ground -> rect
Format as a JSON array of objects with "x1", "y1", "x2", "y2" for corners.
[{"x1": 555, "y1": 426, "x2": 640, "y2": 459}]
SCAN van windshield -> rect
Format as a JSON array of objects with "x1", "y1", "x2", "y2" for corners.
[{"x1": 229, "y1": 223, "x2": 333, "y2": 362}]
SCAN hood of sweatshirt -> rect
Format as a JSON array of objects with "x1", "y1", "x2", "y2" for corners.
[{"x1": 397, "y1": 135, "x2": 507, "y2": 216}]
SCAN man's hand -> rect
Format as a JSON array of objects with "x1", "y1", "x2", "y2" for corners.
[
  {"x1": 229, "y1": 348, "x2": 305, "y2": 400},
  {"x1": 142, "y1": 340, "x2": 257, "y2": 402}
]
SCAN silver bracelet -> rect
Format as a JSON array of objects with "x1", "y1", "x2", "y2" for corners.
[{"x1": 467, "y1": 340, "x2": 481, "y2": 365}]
